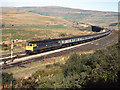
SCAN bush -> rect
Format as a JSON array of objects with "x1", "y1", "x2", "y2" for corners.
[
  {"x1": 18, "y1": 43, "x2": 120, "y2": 88},
  {"x1": 32, "y1": 70, "x2": 48, "y2": 79},
  {"x1": 46, "y1": 64, "x2": 51, "y2": 68},
  {"x1": 59, "y1": 33, "x2": 66, "y2": 37},
  {"x1": 2, "y1": 43, "x2": 9, "y2": 50},
  {"x1": 62, "y1": 43, "x2": 120, "y2": 88},
  {"x1": 53, "y1": 62, "x2": 60, "y2": 66},
  {"x1": 2, "y1": 72, "x2": 16, "y2": 88}
]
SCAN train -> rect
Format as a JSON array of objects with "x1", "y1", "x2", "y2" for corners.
[{"x1": 25, "y1": 30, "x2": 111, "y2": 54}]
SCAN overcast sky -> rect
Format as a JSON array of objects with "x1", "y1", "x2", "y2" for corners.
[{"x1": 1, "y1": 0, "x2": 119, "y2": 12}]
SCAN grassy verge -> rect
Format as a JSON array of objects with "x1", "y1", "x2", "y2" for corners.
[
  {"x1": 3, "y1": 55, "x2": 67, "y2": 79},
  {"x1": 2, "y1": 25, "x2": 93, "y2": 41}
]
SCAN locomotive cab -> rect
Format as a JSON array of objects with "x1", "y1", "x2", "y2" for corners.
[{"x1": 25, "y1": 43, "x2": 37, "y2": 54}]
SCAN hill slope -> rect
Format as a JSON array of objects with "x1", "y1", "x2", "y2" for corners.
[
  {"x1": 2, "y1": 9, "x2": 72, "y2": 26},
  {"x1": 2, "y1": 9, "x2": 94, "y2": 43},
  {"x1": 2, "y1": 6, "x2": 118, "y2": 27}
]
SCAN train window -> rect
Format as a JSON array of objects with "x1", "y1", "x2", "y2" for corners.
[
  {"x1": 80, "y1": 38, "x2": 82, "y2": 40},
  {"x1": 58, "y1": 41, "x2": 61, "y2": 43},
  {"x1": 62, "y1": 40, "x2": 64, "y2": 44},
  {"x1": 30, "y1": 44, "x2": 32, "y2": 46}
]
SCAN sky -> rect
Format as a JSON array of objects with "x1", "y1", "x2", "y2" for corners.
[{"x1": 0, "y1": 0, "x2": 119, "y2": 12}]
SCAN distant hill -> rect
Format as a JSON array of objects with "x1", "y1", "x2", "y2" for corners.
[
  {"x1": 2, "y1": 6, "x2": 118, "y2": 27},
  {"x1": 1, "y1": 9, "x2": 72, "y2": 26}
]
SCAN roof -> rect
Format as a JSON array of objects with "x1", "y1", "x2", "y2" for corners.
[{"x1": 28, "y1": 30, "x2": 109, "y2": 44}]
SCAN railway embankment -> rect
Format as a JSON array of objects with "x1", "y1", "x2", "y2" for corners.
[
  {"x1": 2, "y1": 31, "x2": 118, "y2": 77},
  {"x1": 2, "y1": 33, "x2": 119, "y2": 88}
]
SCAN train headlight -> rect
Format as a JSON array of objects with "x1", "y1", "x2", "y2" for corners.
[{"x1": 33, "y1": 44, "x2": 37, "y2": 47}]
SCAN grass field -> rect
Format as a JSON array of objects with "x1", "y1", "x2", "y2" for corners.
[
  {"x1": 2, "y1": 24, "x2": 95, "y2": 54},
  {"x1": 2, "y1": 25, "x2": 93, "y2": 41},
  {"x1": 2, "y1": 10, "x2": 94, "y2": 42},
  {"x1": 2, "y1": 9, "x2": 71, "y2": 25},
  {"x1": 2, "y1": 9, "x2": 96, "y2": 42},
  {"x1": 6, "y1": 6, "x2": 117, "y2": 27},
  {"x1": 1, "y1": 9, "x2": 96, "y2": 54}
]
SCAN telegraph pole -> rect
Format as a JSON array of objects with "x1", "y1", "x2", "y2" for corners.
[
  {"x1": 11, "y1": 39, "x2": 18, "y2": 62},
  {"x1": 11, "y1": 40, "x2": 14, "y2": 62}
]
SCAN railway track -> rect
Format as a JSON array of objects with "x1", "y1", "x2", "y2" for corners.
[
  {"x1": 0, "y1": 51, "x2": 28, "y2": 64},
  {"x1": 1, "y1": 41, "x2": 92, "y2": 69},
  {"x1": 1, "y1": 51, "x2": 25, "y2": 57},
  {"x1": 0, "y1": 31, "x2": 118, "y2": 70}
]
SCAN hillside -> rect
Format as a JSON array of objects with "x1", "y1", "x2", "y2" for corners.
[
  {"x1": 2, "y1": 42, "x2": 120, "y2": 88},
  {"x1": 2, "y1": 9, "x2": 96, "y2": 42},
  {"x1": 1, "y1": 9, "x2": 96, "y2": 54},
  {"x1": 1, "y1": 9, "x2": 114, "y2": 54},
  {"x1": 2, "y1": 6, "x2": 118, "y2": 27},
  {"x1": 2, "y1": 9, "x2": 72, "y2": 26}
]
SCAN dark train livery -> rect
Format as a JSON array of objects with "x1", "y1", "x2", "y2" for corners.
[{"x1": 26, "y1": 30, "x2": 111, "y2": 54}]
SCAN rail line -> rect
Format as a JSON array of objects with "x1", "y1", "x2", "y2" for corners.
[
  {"x1": 0, "y1": 31, "x2": 117, "y2": 70},
  {"x1": 1, "y1": 41, "x2": 92, "y2": 69}
]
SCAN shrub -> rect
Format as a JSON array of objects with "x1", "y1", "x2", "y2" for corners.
[
  {"x1": 2, "y1": 72, "x2": 16, "y2": 88},
  {"x1": 53, "y1": 62, "x2": 60, "y2": 66},
  {"x1": 2, "y1": 43, "x2": 9, "y2": 50},
  {"x1": 59, "y1": 33, "x2": 66, "y2": 37},
  {"x1": 32, "y1": 70, "x2": 48, "y2": 79},
  {"x1": 46, "y1": 64, "x2": 51, "y2": 68},
  {"x1": 62, "y1": 43, "x2": 120, "y2": 88}
]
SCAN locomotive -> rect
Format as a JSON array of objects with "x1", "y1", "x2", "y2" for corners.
[{"x1": 25, "y1": 30, "x2": 111, "y2": 54}]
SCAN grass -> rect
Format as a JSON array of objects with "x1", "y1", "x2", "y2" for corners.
[
  {"x1": 22, "y1": 6, "x2": 117, "y2": 27},
  {"x1": 2, "y1": 9, "x2": 72, "y2": 25},
  {"x1": 3, "y1": 50, "x2": 95, "y2": 79},
  {"x1": 1, "y1": 9, "x2": 97, "y2": 54},
  {"x1": 1, "y1": 9, "x2": 97, "y2": 42},
  {"x1": 2, "y1": 29, "x2": 45, "y2": 40},
  {"x1": 7, "y1": 25, "x2": 69, "y2": 30},
  {"x1": 3, "y1": 56, "x2": 67, "y2": 79},
  {"x1": 1, "y1": 24, "x2": 95, "y2": 54},
  {"x1": 2, "y1": 25, "x2": 94, "y2": 41}
]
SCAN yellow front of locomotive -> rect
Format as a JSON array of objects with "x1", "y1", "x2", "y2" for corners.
[
  {"x1": 26, "y1": 43, "x2": 34, "y2": 54},
  {"x1": 26, "y1": 43, "x2": 37, "y2": 54}
]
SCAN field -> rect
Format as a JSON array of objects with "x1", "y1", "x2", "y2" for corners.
[
  {"x1": 1, "y1": 9, "x2": 96, "y2": 54},
  {"x1": 2, "y1": 9, "x2": 97, "y2": 42},
  {"x1": 2, "y1": 25, "x2": 94, "y2": 53},
  {"x1": 2, "y1": 9, "x2": 72, "y2": 25},
  {"x1": 1, "y1": 7, "x2": 118, "y2": 54},
  {"x1": 2, "y1": 6, "x2": 117, "y2": 27},
  {"x1": 2, "y1": 25, "x2": 93, "y2": 41}
]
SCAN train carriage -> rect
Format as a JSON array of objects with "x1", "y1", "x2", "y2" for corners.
[{"x1": 26, "y1": 30, "x2": 111, "y2": 54}]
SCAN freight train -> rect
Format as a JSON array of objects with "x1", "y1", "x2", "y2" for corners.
[{"x1": 25, "y1": 30, "x2": 111, "y2": 54}]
